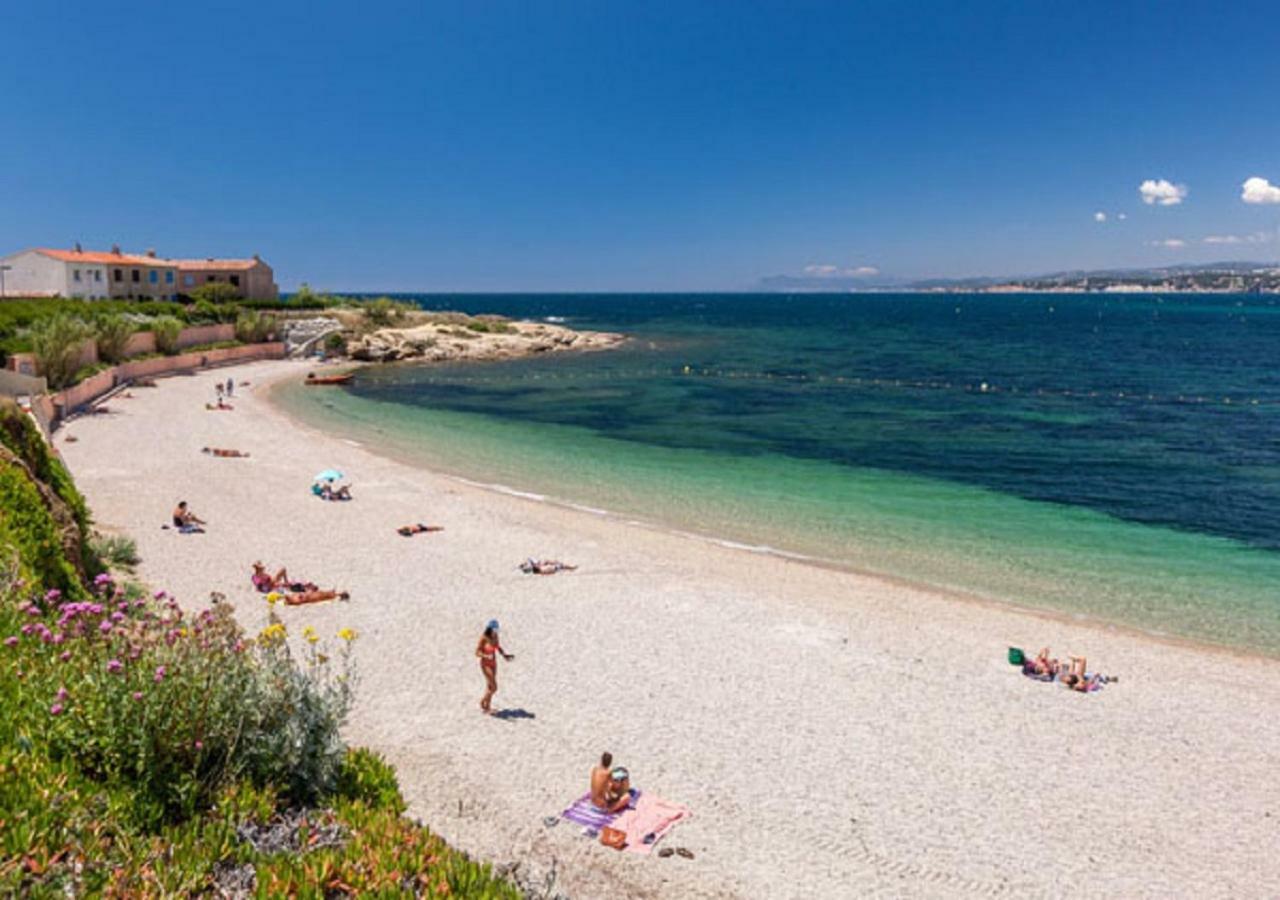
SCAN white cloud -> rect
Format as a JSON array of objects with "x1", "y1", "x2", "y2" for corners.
[
  {"x1": 1094, "y1": 211, "x2": 1107, "y2": 222},
  {"x1": 1242, "y1": 176, "x2": 1280, "y2": 205},
  {"x1": 1203, "y1": 231, "x2": 1273, "y2": 245},
  {"x1": 1139, "y1": 178, "x2": 1188, "y2": 206},
  {"x1": 1147, "y1": 238, "x2": 1187, "y2": 249},
  {"x1": 803, "y1": 264, "x2": 880, "y2": 278}
]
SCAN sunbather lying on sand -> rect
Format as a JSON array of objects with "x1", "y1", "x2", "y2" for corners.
[
  {"x1": 1022, "y1": 647, "x2": 1059, "y2": 679},
  {"x1": 1060, "y1": 656, "x2": 1112, "y2": 692},
  {"x1": 202, "y1": 447, "x2": 250, "y2": 458},
  {"x1": 313, "y1": 482, "x2": 353, "y2": 501},
  {"x1": 205, "y1": 400, "x2": 233, "y2": 411},
  {"x1": 398, "y1": 523, "x2": 444, "y2": 536},
  {"x1": 251, "y1": 562, "x2": 290, "y2": 592},
  {"x1": 282, "y1": 588, "x2": 349, "y2": 606},
  {"x1": 519, "y1": 558, "x2": 577, "y2": 575}
]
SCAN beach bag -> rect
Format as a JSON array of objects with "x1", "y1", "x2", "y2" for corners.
[
  {"x1": 1007, "y1": 647, "x2": 1025, "y2": 666},
  {"x1": 600, "y1": 827, "x2": 627, "y2": 850}
]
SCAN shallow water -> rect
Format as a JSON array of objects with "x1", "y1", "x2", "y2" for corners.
[{"x1": 275, "y1": 293, "x2": 1280, "y2": 654}]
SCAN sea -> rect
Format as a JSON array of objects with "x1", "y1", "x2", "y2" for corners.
[{"x1": 274, "y1": 293, "x2": 1280, "y2": 655}]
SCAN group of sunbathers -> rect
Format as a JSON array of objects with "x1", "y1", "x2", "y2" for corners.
[
  {"x1": 520, "y1": 558, "x2": 577, "y2": 575},
  {"x1": 312, "y1": 481, "x2": 353, "y2": 501},
  {"x1": 250, "y1": 562, "x2": 349, "y2": 605},
  {"x1": 1022, "y1": 647, "x2": 1114, "y2": 692}
]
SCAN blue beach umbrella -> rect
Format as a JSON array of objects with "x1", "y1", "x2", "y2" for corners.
[{"x1": 314, "y1": 469, "x2": 344, "y2": 482}]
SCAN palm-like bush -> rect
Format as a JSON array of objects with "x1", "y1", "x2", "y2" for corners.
[
  {"x1": 27, "y1": 315, "x2": 93, "y2": 389},
  {"x1": 92, "y1": 314, "x2": 135, "y2": 364},
  {"x1": 150, "y1": 316, "x2": 184, "y2": 355}
]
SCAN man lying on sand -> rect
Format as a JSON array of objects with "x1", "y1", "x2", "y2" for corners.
[
  {"x1": 398, "y1": 523, "x2": 444, "y2": 536},
  {"x1": 205, "y1": 400, "x2": 233, "y2": 411},
  {"x1": 519, "y1": 558, "x2": 577, "y2": 575},
  {"x1": 202, "y1": 447, "x2": 250, "y2": 458},
  {"x1": 313, "y1": 482, "x2": 353, "y2": 501},
  {"x1": 1021, "y1": 648, "x2": 1115, "y2": 691},
  {"x1": 282, "y1": 588, "x2": 349, "y2": 605}
]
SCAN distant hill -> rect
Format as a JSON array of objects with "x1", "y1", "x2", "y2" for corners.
[{"x1": 759, "y1": 261, "x2": 1280, "y2": 293}]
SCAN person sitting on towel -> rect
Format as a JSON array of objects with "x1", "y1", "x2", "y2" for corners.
[
  {"x1": 172, "y1": 501, "x2": 206, "y2": 533},
  {"x1": 590, "y1": 752, "x2": 617, "y2": 811},
  {"x1": 603, "y1": 765, "x2": 633, "y2": 813}
]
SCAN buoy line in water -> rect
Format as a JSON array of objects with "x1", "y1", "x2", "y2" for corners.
[{"x1": 355, "y1": 367, "x2": 1278, "y2": 409}]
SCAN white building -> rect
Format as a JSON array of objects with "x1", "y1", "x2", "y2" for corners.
[{"x1": 0, "y1": 246, "x2": 111, "y2": 299}]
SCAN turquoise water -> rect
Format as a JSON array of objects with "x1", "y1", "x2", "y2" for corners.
[{"x1": 275, "y1": 293, "x2": 1280, "y2": 654}]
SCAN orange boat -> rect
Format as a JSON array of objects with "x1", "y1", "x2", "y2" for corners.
[{"x1": 304, "y1": 372, "x2": 354, "y2": 386}]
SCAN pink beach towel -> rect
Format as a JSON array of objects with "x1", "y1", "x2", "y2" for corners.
[{"x1": 610, "y1": 793, "x2": 691, "y2": 854}]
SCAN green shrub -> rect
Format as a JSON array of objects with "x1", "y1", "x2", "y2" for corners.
[
  {"x1": 188, "y1": 282, "x2": 241, "y2": 305},
  {"x1": 0, "y1": 400, "x2": 90, "y2": 534},
  {"x1": 337, "y1": 748, "x2": 406, "y2": 814},
  {"x1": 11, "y1": 585, "x2": 354, "y2": 826},
  {"x1": 88, "y1": 533, "x2": 138, "y2": 570},
  {"x1": 465, "y1": 318, "x2": 514, "y2": 334},
  {"x1": 150, "y1": 317, "x2": 184, "y2": 355},
  {"x1": 363, "y1": 297, "x2": 413, "y2": 328},
  {"x1": 91, "y1": 314, "x2": 135, "y2": 364},
  {"x1": 234, "y1": 309, "x2": 276, "y2": 343},
  {"x1": 27, "y1": 315, "x2": 93, "y2": 390},
  {"x1": 324, "y1": 331, "x2": 347, "y2": 354}
]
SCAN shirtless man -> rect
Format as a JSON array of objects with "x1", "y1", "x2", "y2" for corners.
[
  {"x1": 590, "y1": 752, "x2": 615, "y2": 810},
  {"x1": 172, "y1": 501, "x2": 206, "y2": 533}
]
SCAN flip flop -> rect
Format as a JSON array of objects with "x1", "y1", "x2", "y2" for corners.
[
  {"x1": 658, "y1": 848, "x2": 674, "y2": 858},
  {"x1": 676, "y1": 848, "x2": 695, "y2": 859}
]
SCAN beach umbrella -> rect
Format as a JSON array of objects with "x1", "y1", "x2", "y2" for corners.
[{"x1": 314, "y1": 469, "x2": 344, "y2": 482}]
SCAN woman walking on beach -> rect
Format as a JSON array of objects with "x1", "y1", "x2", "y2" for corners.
[{"x1": 476, "y1": 619, "x2": 513, "y2": 715}]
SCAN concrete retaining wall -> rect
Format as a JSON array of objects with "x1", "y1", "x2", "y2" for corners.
[
  {"x1": 0, "y1": 368, "x2": 48, "y2": 397},
  {"x1": 50, "y1": 342, "x2": 285, "y2": 423}
]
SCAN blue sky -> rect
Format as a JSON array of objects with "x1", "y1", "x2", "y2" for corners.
[{"x1": 3, "y1": 1, "x2": 1278, "y2": 291}]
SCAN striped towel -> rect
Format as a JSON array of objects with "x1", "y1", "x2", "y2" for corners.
[{"x1": 560, "y1": 789, "x2": 639, "y2": 830}]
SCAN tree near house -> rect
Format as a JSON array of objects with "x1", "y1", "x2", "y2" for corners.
[
  {"x1": 188, "y1": 282, "x2": 241, "y2": 304},
  {"x1": 27, "y1": 314, "x2": 93, "y2": 389},
  {"x1": 91, "y1": 314, "x2": 135, "y2": 364}
]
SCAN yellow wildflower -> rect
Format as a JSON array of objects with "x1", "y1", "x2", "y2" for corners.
[
  {"x1": 257, "y1": 623, "x2": 287, "y2": 645},
  {"x1": 265, "y1": 592, "x2": 280, "y2": 606},
  {"x1": 337, "y1": 627, "x2": 357, "y2": 642},
  {"x1": 303, "y1": 626, "x2": 319, "y2": 645}
]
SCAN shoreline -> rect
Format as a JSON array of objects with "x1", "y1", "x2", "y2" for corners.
[
  {"x1": 267, "y1": 368, "x2": 1278, "y2": 666},
  {"x1": 58, "y1": 358, "x2": 1280, "y2": 899}
]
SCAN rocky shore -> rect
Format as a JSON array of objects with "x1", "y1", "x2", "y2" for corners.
[
  {"x1": 348, "y1": 318, "x2": 624, "y2": 364},
  {"x1": 277, "y1": 312, "x2": 624, "y2": 364}
]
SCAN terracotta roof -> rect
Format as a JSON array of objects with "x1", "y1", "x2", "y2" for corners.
[
  {"x1": 36, "y1": 248, "x2": 174, "y2": 267},
  {"x1": 173, "y1": 258, "x2": 261, "y2": 271}
]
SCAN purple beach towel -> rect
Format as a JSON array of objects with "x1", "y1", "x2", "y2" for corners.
[{"x1": 560, "y1": 789, "x2": 640, "y2": 830}]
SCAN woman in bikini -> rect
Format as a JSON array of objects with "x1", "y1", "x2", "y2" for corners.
[
  {"x1": 251, "y1": 561, "x2": 289, "y2": 592},
  {"x1": 475, "y1": 620, "x2": 513, "y2": 714}
]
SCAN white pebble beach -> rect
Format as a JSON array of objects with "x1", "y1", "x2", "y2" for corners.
[{"x1": 58, "y1": 359, "x2": 1280, "y2": 899}]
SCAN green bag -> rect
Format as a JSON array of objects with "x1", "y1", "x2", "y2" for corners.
[{"x1": 1007, "y1": 646, "x2": 1025, "y2": 666}]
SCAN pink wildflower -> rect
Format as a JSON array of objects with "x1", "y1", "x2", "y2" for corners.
[
  {"x1": 153, "y1": 590, "x2": 167, "y2": 600},
  {"x1": 110, "y1": 612, "x2": 125, "y2": 624},
  {"x1": 132, "y1": 691, "x2": 143, "y2": 701},
  {"x1": 106, "y1": 659, "x2": 123, "y2": 674},
  {"x1": 3, "y1": 636, "x2": 17, "y2": 647},
  {"x1": 50, "y1": 703, "x2": 64, "y2": 716},
  {"x1": 99, "y1": 621, "x2": 113, "y2": 635},
  {"x1": 45, "y1": 589, "x2": 62, "y2": 602},
  {"x1": 52, "y1": 632, "x2": 64, "y2": 645},
  {"x1": 55, "y1": 687, "x2": 68, "y2": 701},
  {"x1": 154, "y1": 665, "x2": 167, "y2": 683},
  {"x1": 194, "y1": 740, "x2": 203, "y2": 750},
  {"x1": 59, "y1": 650, "x2": 72, "y2": 662},
  {"x1": 88, "y1": 603, "x2": 103, "y2": 616}
]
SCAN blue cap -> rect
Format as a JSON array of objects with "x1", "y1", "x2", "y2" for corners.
[{"x1": 487, "y1": 619, "x2": 500, "y2": 631}]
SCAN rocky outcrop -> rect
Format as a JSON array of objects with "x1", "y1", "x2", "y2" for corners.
[{"x1": 347, "y1": 320, "x2": 624, "y2": 364}]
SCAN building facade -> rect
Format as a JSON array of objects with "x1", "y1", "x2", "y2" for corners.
[
  {"x1": 175, "y1": 255, "x2": 278, "y2": 300},
  {"x1": 0, "y1": 247, "x2": 111, "y2": 298},
  {"x1": 102, "y1": 247, "x2": 179, "y2": 300}
]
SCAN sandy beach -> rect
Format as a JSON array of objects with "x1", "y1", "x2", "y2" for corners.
[{"x1": 58, "y1": 359, "x2": 1280, "y2": 899}]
